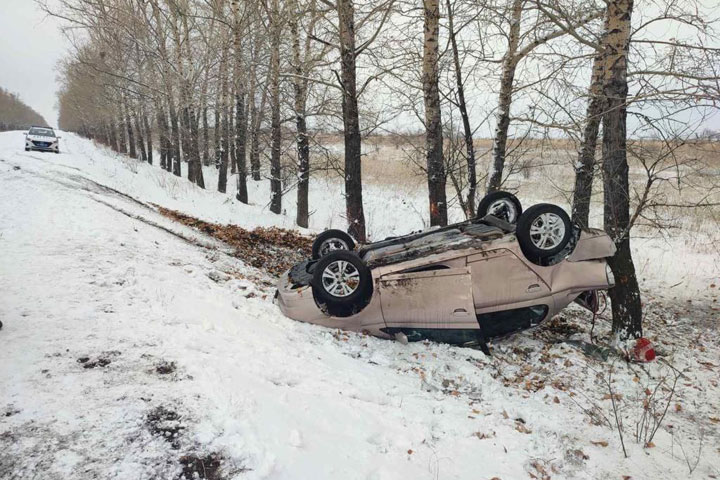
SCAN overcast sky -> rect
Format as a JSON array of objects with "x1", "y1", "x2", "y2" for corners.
[
  {"x1": 0, "y1": 0, "x2": 67, "y2": 128},
  {"x1": 0, "y1": 0, "x2": 716, "y2": 135}
]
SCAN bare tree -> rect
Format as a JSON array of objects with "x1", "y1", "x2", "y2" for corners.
[{"x1": 422, "y1": 0, "x2": 447, "y2": 225}]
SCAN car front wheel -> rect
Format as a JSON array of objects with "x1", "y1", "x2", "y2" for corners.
[
  {"x1": 476, "y1": 191, "x2": 523, "y2": 224},
  {"x1": 311, "y1": 229, "x2": 356, "y2": 259},
  {"x1": 516, "y1": 203, "x2": 572, "y2": 259},
  {"x1": 311, "y1": 251, "x2": 372, "y2": 314}
]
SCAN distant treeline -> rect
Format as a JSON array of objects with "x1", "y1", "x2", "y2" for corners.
[{"x1": 0, "y1": 87, "x2": 48, "y2": 132}]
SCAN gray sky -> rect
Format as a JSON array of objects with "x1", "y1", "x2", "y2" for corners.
[
  {"x1": 0, "y1": 0, "x2": 716, "y2": 135},
  {"x1": 0, "y1": 0, "x2": 67, "y2": 127}
]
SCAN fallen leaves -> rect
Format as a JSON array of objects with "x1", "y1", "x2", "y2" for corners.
[
  {"x1": 591, "y1": 440, "x2": 609, "y2": 447},
  {"x1": 154, "y1": 206, "x2": 312, "y2": 277}
]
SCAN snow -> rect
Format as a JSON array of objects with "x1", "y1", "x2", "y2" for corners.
[{"x1": 1, "y1": 131, "x2": 719, "y2": 479}]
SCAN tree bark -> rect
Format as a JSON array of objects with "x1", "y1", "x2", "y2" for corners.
[
  {"x1": 117, "y1": 104, "x2": 127, "y2": 154},
  {"x1": 202, "y1": 105, "x2": 210, "y2": 166},
  {"x1": 218, "y1": 43, "x2": 230, "y2": 193},
  {"x1": 423, "y1": 0, "x2": 447, "y2": 226},
  {"x1": 337, "y1": 0, "x2": 366, "y2": 241},
  {"x1": 169, "y1": 100, "x2": 182, "y2": 177},
  {"x1": 601, "y1": 0, "x2": 642, "y2": 338},
  {"x1": 108, "y1": 119, "x2": 119, "y2": 152},
  {"x1": 123, "y1": 96, "x2": 137, "y2": 159},
  {"x1": 157, "y1": 105, "x2": 170, "y2": 170},
  {"x1": 249, "y1": 75, "x2": 267, "y2": 181},
  {"x1": 269, "y1": 0, "x2": 282, "y2": 215},
  {"x1": 134, "y1": 109, "x2": 147, "y2": 162},
  {"x1": 233, "y1": 0, "x2": 249, "y2": 203},
  {"x1": 572, "y1": 33, "x2": 607, "y2": 227},
  {"x1": 291, "y1": 16, "x2": 310, "y2": 228},
  {"x1": 143, "y1": 109, "x2": 153, "y2": 165},
  {"x1": 446, "y1": 0, "x2": 477, "y2": 218},
  {"x1": 486, "y1": 0, "x2": 522, "y2": 193}
]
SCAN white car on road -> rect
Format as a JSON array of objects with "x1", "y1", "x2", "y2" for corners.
[{"x1": 24, "y1": 126, "x2": 60, "y2": 153}]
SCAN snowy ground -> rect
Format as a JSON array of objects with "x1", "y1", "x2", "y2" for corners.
[{"x1": 0, "y1": 131, "x2": 718, "y2": 479}]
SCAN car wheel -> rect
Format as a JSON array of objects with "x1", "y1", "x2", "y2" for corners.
[
  {"x1": 516, "y1": 203, "x2": 572, "y2": 258},
  {"x1": 311, "y1": 229, "x2": 356, "y2": 259},
  {"x1": 476, "y1": 191, "x2": 523, "y2": 224},
  {"x1": 311, "y1": 251, "x2": 372, "y2": 309}
]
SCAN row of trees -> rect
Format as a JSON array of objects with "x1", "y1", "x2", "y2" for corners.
[
  {"x1": 0, "y1": 88, "x2": 47, "y2": 131},
  {"x1": 50, "y1": 0, "x2": 720, "y2": 337}
]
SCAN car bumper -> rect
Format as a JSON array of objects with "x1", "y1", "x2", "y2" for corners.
[
  {"x1": 276, "y1": 268, "x2": 389, "y2": 336},
  {"x1": 27, "y1": 144, "x2": 59, "y2": 152}
]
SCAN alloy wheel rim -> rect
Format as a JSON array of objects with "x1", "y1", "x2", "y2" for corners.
[
  {"x1": 319, "y1": 238, "x2": 349, "y2": 256},
  {"x1": 488, "y1": 199, "x2": 517, "y2": 223},
  {"x1": 529, "y1": 213, "x2": 566, "y2": 250},
  {"x1": 321, "y1": 260, "x2": 360, "y2": 297}
]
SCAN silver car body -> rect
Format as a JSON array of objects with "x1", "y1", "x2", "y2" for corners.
[{"x1": 277, "y1": 221, "x2": 616, "y2": 341}]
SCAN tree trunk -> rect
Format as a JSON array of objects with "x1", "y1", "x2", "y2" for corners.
[
  {"x1": 233, "y1": 0, "x2": 249, "y2": 203},
  {"x1": 229, "y1": 94, "x2": 237, "y2": 175},
  {"x1": 423, "y1": 0, "x2": 448, "y2": 226},
  {"x1": 202, "y1": 105, "x2": 210, "y2": 166},
  {"x1": 486, "y1": 0, "x2": 523, "y2": 193},
  {"x1": 117, "y1": 106, "x2": 127, "y2": 154},
  {"x1": 213, "y1": 100, "x2": 221, "y2": 168},
  {"x1": 291, "y1": 17, "x2": 310, "y2": 228},
  {"x1": 123, "y1": 96, "x2": 137, "y2": 159},
  {"x1": 572, "y1": 38, "x2": 606, "y2": 227},
  {"x1": 169, "y1": 101, "x2": 182, "y2": 177},
  {"x1": 157, "y1": 106, "x2": 169, "y2": 170},
  {"x1": 218, "y1": 43, "x2": 230, "y2": 193},
  {"x1": 249, "y1": 77, "x2": 267, "y2": 181},
  {"x1": 269, "y1": 0, "x2": 282, "y2": 215},
  {"x1": 337, "y1": 0, "x2": 366, "y2": 241},
  {"x1": 181, "y1": 105, "x2": 194, "y2": 182},
  {"x1": 189, "y1": 107, "x2": 204, "y2": 188},
  {"x1": 108, "y1": 119, "x2": 119, "y2": 152},
  {"x1": 601, "y1": 0, "x2": 642, "y2": 338},
  {"x1": 143, "y1": 110, "x2": 153, "y2": 165},
  {"x1": 447, "y1": 0, "x2": 477, "y2": 218},
  {"x1": 134, "y1": 110, "x2": 147, "y2": 162}
]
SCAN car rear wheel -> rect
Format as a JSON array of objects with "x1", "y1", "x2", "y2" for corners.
[
  {"x1": 311, "y1": 229, "x2": 356, "y2": 259},
  {"x1": 516, "y1": 203, "x2": 572, "y2": 259},
  {"x1": 311, "y1": 251, "x2": 372, "y2": 312},
  {"x1": 476, "y1": 191, "x2": 522, "y2": 224}
]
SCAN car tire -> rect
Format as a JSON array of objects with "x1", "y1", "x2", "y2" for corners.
[
  {"x1": 311, "y1": 251, "x2": 372, "y2": 310},
  {"x1": 311, "y1": 229, "x2": 356, "y2": 259},
  {"x1": 516, "y1": 203, "x2": 572, "y2": 259},
  {"x1": 476, "y1": 191, "x2": 523, "y2": 224},
  {"x1": 24, "y1": 148, "x2": 29, "y2": 152}
]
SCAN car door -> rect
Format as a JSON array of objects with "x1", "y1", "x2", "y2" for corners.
[
  {"x1": 467, "y1": 249, "x2": 551, "y2": 309},
  {"x1": 378, "y1": 267, "x2": 476, "y2": 328}
]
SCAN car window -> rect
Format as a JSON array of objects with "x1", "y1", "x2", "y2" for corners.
[
  {"x1": 477, "y1": 305, "x2": 548, "y2": 338},
  {"x1": 29, "y1": 128, "x2": 55, "y2": 136},
  {"x1": 381, "y1": 327, "x2": 485, "y2": 347}
]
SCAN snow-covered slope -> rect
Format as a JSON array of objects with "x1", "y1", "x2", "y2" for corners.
[{"x1": 0, "y1": 131, "x2": 718, "y2": 479}]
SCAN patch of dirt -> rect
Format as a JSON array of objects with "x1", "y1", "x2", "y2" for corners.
[
  {"x1": 153, "y1": 206, "x2": 312, "y2": 277},
  {"x1": 3, "y1": 407, "x2": 20, "y2": 417},
  {"x1": 147, "y1": 406, "x2": 185, "y2": 449},
  {"x1": 77, "y1": 350, "x2": 121, "y2": 369},
  {"x1": 156, "y1": 361, "x2": 177, "y2": 375},
  {"x1": 542, "y1": 315, "x2": 583, "y2": 338},
  {"x1": 177, "y1": 454, "x2": 224, "y2": 480}
]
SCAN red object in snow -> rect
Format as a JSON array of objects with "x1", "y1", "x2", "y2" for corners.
[{"x1": 632, "y1": 337, "x2": 656, "y2": 362}]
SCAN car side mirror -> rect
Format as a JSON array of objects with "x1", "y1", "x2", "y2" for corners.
[{"x1": 23, "y1": 132, "x2": 28, "y2": 136}]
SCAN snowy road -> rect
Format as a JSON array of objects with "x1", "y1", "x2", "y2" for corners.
[{"x1": 1, "y1": 132, "x2": 717, "y2": 479}]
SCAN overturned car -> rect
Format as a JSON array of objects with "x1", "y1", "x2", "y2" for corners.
[{"x1": 276, "y1": 192, "x2": 616, "y2": 349}]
